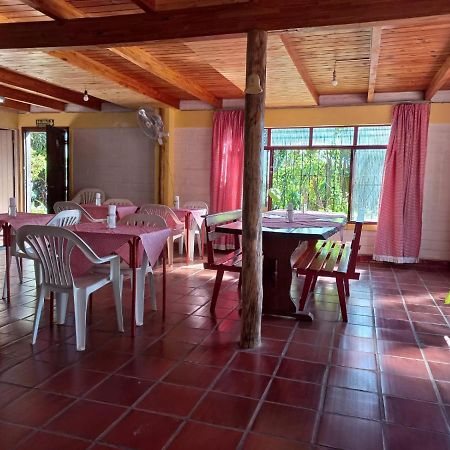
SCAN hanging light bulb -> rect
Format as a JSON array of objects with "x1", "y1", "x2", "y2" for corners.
[
  {"x1": 83, "y1": 89, "x2": 89, "y2": 102},
  {"x1": 331, "y1": 61, "x2": 338, "y2": 87}
]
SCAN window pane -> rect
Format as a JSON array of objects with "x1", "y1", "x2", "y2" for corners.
[
  {"x1": 312, "y1": 127, "x2": 354, "y2": 146},
  {"x1": 263, "y1": 128, "x2": 268, "y2": 147},
  {"x1": 261, "y1": 150, "x2": 269, "y2": 207},
  {"x1": 357, "y1": 126, "x2": 391, "y2": 145},
  {"x1": 270, "y1": 128, "x2": 310, "y2": 146},
  {"x1": 351, "y1": 149, "x2": 386, "y2": 221},
  {"x1": 270, "y1": 149, "x2": 350, "y2": 214}
]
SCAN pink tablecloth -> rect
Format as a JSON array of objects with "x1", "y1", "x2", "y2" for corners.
[
  {"x1": 263, "y1": 211, "x2": 347, "y2": 230},
  {"x1": 0, "y1": 212, "x2": 54, "y2": 230},
  {"x1": 69, "y1": 222, "x2": 170, "y2": 275},
  {"x1": 82, "y1": 204, "x2": 138, "y2": 221},
  {"x1": 173, "y1": 208, "x2": 207, "y2": 229}
]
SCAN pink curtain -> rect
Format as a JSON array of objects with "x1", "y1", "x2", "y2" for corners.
[
  {"x1": 210, "y1": 110, "x2": 244, "y2": 249},
  {"x1": 373, "y1": 103, "x2": 430, "y2": 263}
]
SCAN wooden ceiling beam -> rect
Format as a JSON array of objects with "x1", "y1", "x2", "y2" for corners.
[
  {"x1": 49, "y1": 50, "x2": 180, "y2": 108},
  {"x1": 1, "y1": 98, "x2": 31, "y2": 112},
  {"x1": 20, "y1": 0, "x2": 84, "y2": 20},
  {"x1": 0, "y1": 84, "x2": 66, "y2": 110},
  {"x1": 280, "y1": 34, "x2": 319, "y2": 105},
  {"x1": 425, "y1": 56, "x2": 450, "y2": 100},
  {"x1": 0, "y1": 67, "x2": 102, "y2": 110},
  {"x1": 0, "y1": 1, "x2": 449, "y2": 49},
  {"x1": 129, "y1": 0, "x2": 156, "y2": 13},
  {"x1": 367, "y1": 27, "x2": 382, "y2": 102},
  {"x1": 110, "y1": 47, "x2": 221, "y2": 107}
]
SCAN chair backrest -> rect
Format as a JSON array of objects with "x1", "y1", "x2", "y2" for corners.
[
  {"x1": 47, "y1": 209, "x2": 82, "y2": 227},
  {"x1": 348, "y1": 216, "x2": 364, "y2": 275},
  {"x1": 71, "y1": 188, "x2": 105, "y2": 205},
  {"x1": 182, "y1": 200, "x2": 208, "y2": 212},
  {"x1": 140, "y1": 204, "x2": 183, "y2": 229},
  {"x1": 16, "y1": 225, "x2": 101, "y2": 289},
  {"x1": 54, "y1": 201, "x2": 97, "y2": 222},
  {"x1": 104, "y1": 198, "x2": 134, "y2": 206},
  {"x1": 119, "y1": 213, "x2": 167, "y2": 228},
  {"x1": 204, "y1": 210, "x2": 241, "y2": 265}
]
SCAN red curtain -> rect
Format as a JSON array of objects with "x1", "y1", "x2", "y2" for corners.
[
  {"x1": 210, "y1": 110, "x2": 244, "y2": 248},
  {"x1": 373, "y1": 103, "x2": 430, "y2": 263}
]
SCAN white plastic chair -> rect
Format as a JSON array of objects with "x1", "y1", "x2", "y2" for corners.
[
  {"x1": 17, "y1": 225, "x2": 123, "y2": 351},
  {"x1": 139, "y1": 204, "x2": 185, "y2": 265},
  {"x1": 181, "y1": 200, "x2": 208, "y2": 258},
  {"x1": 2, "y1": 209, "x2": 82, "y2": 297},
  {"x1": 71, "y1": 188, "x2": 105, "y2": 205},
  {"x1": 104, "y1": 198, "x2": 134, "y2": 206},
  {"x1": 54, "y1": 201, "x2": 105, "y2": 223}
]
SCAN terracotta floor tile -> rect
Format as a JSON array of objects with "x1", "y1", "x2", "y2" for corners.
[
  {"x1": 276, "y1": 358, "x2": 327, "y2": 384},
  {"x1": 143, "y1": 340, "x2": 196, "y2": 360},
  {"x1": 286, "y1": 342, "x2": 330, "y2": 363},
  {"x1": 77, "y1": 350, "x2": 132, "y2": 372},
  {"x1": 0, "y1": 382, "x2": 29, "y2": 408},
  {"x1": 17, "y1": 431, "x2": 89, "y2": 450},
  {"x1": 0, "y1": 422, "x2": 33, "y2": 449},
  {"x1": 229, "y1": 352, "x2": 278, "y2": 375},
  {"x1": 328, "y1": 366, "x2": 378, "y2": 392},
  {"x1": 380, "y1": 354, "x2": 429, "y2": 379},
  {"x1": 192, "y1": 391, "x2": 258, "y2": 429},
  {"x1": 137, "y1": 382, "x2": 204, "y2": 416},
  {"x1": 163, "y1": 362, "x2": 220, "y2": 388},
  {"x1": 243, "y1": 433, "x2": 311, "y2": 450},
  {"x1": 381, "y1": 372, "x2": 437, "y2": 402},
  {"x1": 104, "y1": 410, "x2": 181, "y2": 449},
  {"x1": 377, "y1": 340, "x2": 423, "y2": 359},
  {"x1": 185, "y1": 345, "x2": 236, "y2": 366},
  {"x1": 252, "y1": 402, "x2": 316, "y2": 442},
  {"x1": 383, "y1": 423, "x2": 450, "y2": 450},
  {"x1": 437, "y1": 381, "x2": 450, "y2": 404},
  {"x1": 317, "y1": 413, "x2": 383, "y2": 450},
  {"x1": 46, "y1": 399, "x2": 125, "y2": 440},
  {"x1": 0, "y1": 359, "x2": 61, "y2": 387},
  {"x1": 429, "y1": 361, "x2": 450, "y2": 382},
  {"x1": 331, "y1": 348, "x2": 377, "y2": 370},
  {"x1": 213, "y1": 369, "x2": 271, "y2": 399},
  {"x1": 167, "y1": 422, "x2": 242, "y2": 450},
  {"x1": 117, "y1": 355, "x2": 177, "y2": 380}
]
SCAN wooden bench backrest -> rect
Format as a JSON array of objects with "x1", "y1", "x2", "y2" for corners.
[
  {"x1": 204, "y1": 210, "x2": 242, "y2": 265},
  {"x1": 347, "y1": 220, "x2": 363, "y2": 275}
]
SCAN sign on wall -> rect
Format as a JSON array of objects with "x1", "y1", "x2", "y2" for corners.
[{"x1": 36, "y1": 119, "x2": 54, "y2": 127}]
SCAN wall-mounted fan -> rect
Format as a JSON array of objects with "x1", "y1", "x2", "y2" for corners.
[{"x1": 137, "y1": 106, "x2": 168, "y2": 145}]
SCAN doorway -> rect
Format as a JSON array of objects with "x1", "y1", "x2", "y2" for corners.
[{"x1": 23, "y1": 126, "x2": 69, "y2": 213}]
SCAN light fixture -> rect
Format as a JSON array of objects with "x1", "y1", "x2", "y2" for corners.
[
  {"x1": 245, "y1": 73, "x2": 263, "y2": 95},
  {"x1": 331, "y1": 61, "x2": 338, "y2": 87},
  {"x1": 83, "y1": 89, "x2": 89, "y2": 102},
  {"x1": 0, "y1": 96, "x2": 5, "y2": 104}
]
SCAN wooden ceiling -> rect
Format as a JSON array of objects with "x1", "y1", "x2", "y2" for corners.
[{"x1": 0, "y1": 0, "x2": 449, "y2": 112}]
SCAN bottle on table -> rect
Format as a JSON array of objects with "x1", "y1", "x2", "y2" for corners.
[
  {"x1": 107, "y1": 204, "x2": 116, "y2": 229},
  {"x1": 8, "y1": 197, "x2": 17, "y2": 217}
]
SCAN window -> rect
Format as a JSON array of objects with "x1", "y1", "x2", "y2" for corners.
[{"x1": 262, "y1": 126, "x2": 390, "y2": 222}]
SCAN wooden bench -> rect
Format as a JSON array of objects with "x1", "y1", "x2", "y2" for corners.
[
  {"x1": 203, "y1": 210, "x2": 242, "y2": 313},
  {"x1": 293, "y1": 221, "x2": 363, "y2": 322}
]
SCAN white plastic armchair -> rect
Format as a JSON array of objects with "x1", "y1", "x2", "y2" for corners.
[
  {"x1": 181, "y1": 200, "x2": 208, "y2": 258},
  {"x1": 48, "y1": 209, "x2": 82, "y2": 227},
  {"x1": 104, "y1": 198, "x2": 134, "y2": 206},
  {"x1": 54, "y1": 201, "x2": 105, "y2": 223},
  {"x1": 71, "y1": 188, "x2": 105, "y2": 205},
  {"x1": 139, "y1": 204, "x2": 185, "y2": 265},
  {"x1": 115, "y1": 213, "x2": 167, "y2": 325},
  {"x1": 182, "y1": 200, "x2": 208, "y2": 212},
  {"x1": 17, "y1": 225, "x2": 123, "y2": 351}
]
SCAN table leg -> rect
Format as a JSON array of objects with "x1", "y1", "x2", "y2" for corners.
[
  {"x1": 2, "y1": 224, "x2": 11, "y2": 303},
  {"x1": 184, "y1": 213, "x2": 190, "y2": 264},
  {"x1": 130, "y1": 237, "x2": 138, "y2": 337},
  {"x1": 162, "y1": 245, "x2": 166, "y2": 319}
]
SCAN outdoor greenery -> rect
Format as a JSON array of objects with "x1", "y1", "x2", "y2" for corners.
[{"x1": 29, "y1": 132, "x2": 47, "y2": 213}]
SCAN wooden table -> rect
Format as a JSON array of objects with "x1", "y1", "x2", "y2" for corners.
[{"x1": 216, "y1": 213, "x2": 346, "y2": 319}]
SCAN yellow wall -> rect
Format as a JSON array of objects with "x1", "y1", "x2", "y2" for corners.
[{"x1": 0, "y1": 109, "x2": 19, "y2": 129}]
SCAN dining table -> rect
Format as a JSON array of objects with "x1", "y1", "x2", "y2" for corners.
[
  {"x1": 82, "y1": 204, "x2": 139, "y2": 222},
  {"x1": 69, "y1": 222, "x2": 171, "y2": 335},
  {"x1": 173, "y1": 207, "x2": 207, "y2": 262},
  {"x1": 215, "y1": 210, "x2": 347, "y2": 319},
  {"x1": 0, "y1": 212, "x2": 54, "y2": 303}
]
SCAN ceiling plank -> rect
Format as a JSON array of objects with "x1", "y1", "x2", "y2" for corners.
[
  {"x1": 0, "y1": 1, "x2": 449, "y2": 49},
  {"x1": 49, "y1": 50, "x2": 180, "y2": 108},
  {"x1": 0, "y1": 67, "x2": 102, "y2": 110},
  {"x1": 280, "y1": 34, "x2": 319, "y2": 105},
  {"x1": 129, "y1": 0, "x2": 156, "y2": 13},
  {"x1": 20, "y1": 0, "x2": 84, "y2": 20},
  {"x1": 110, "y1": 47, "x2": 221, "y2": 107},
  {"x1": 1, "y1": 98, "x2": 31, "y2": 112},
  {"x1": 0, "y1": 85, "x2": 66, "y2": 110},
  {"x1": 367, "y1": 27, "x2": 382, "y2": 102},
  {"x1": 425, "y1": 56, "x2": 450, "y2": 100}
]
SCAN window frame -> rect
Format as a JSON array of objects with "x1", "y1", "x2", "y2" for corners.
[{"x1": 264, "y1": 125, "x2": 389, "y2": 224}]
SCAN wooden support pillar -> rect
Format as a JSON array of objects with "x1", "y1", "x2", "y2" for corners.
[{"x1": 240, "y1": 29, "x2": 267, "y2": 349}]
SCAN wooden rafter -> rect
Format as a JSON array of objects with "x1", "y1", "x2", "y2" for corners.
[
  {"x1": 0, "y1": 1, "x2": 449, "y2": 49},
  {"x1": 425, "y1": 56, "x2": 450, "y2": 100},
  {"x1": 0, "y1": 67, "x2": 102, "y2": 110},
  {"x1": 110, "y1": 47, "x2": 221, "y2": 107},
  {"x1": 129, "y1": 0, "x2": 156, "y2": 13},
  {"x1": 367, "y1": 27, "x2": 382, "y2": 102},
  {"x1": 20, "y1": 0, "x2": 84, "y2": 20},
  {"x1": 49, "y1": 50, "x2": 180, "y2": 108},
  {"x1": 280, "y1": 34, "x2": 319, "y2": 105},
  {"x1": 1, "y1": 98, "x2": 31, "y2": 112},
  {"x1": 0, "y1": 84, "x2": 66, "y2": 110}
]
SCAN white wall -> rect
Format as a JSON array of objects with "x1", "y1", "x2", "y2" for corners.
[
  {"x1": 0, "y1": 130, "x2": 17, "y2": 213},
  {"x1": 72, "y1": 128, "x2": 156, "y2": 205}
]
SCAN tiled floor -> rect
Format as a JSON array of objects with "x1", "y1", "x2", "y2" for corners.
[{"x1": 0, "y1": 254, "x2": 450, "y2": 449}]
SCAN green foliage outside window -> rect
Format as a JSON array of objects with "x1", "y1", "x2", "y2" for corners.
[{"x1": 30, "y1": 132, "x2": 47, "y2": 213}]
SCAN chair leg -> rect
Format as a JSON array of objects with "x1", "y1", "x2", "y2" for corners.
[
  {"x1": 15, "y1": 256, "x2": 23, "y2": 284},
  {"x1": 2, "y1": 251, "x2": 13, "y2": 298},
  {"x1": 73, "y1": 288, "x2": 89, "y2": 351},
  {"x1": 210, "y1": 269, "x2": 224, "y2": 313},
  {"x1": 344, "y1": 278, "x2": 350, "y2": 296},
  {"x1": 34, "y1": 261, "x2": 42, "y2": 288},
  {"x1": 112, "y1": 271, "x2": 124, "y2": 333},
  {"x1": 49, "y1": 292, "x2": 54, "y2": 326},
  {"x1": 135, "y1": 268, "x2": 146, "y2": 326},
  {"x1": 55, "y1": 293, "x2": 69, "y2": 325},
  {"x1": 178, "y1": 235, "x2": 184, "y2": 255},
  {"x1": 167, "y1": 236, "x2": 174, "y2": 266},
  {"x1": 299, "y1": 274, "x2": 313, "y2": 311},
  {"x1": 336, "y1": 278, "x2": 348, "y2": 322},
  {"x1": 196, "y1": 232, "x2": 203, "y2": 258},
  {"x1": 149, "y1": 273, "x2": 157, "y2": 312},
  {"x1": 310, "y1": 275, "x2": 318, "y2": 292},
  {"x1": 32, "y1": 286, "x2": 46, "y2": 345},
  {"x1": 88, "y1": 294, "x2": 93, "y2": 324}
]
